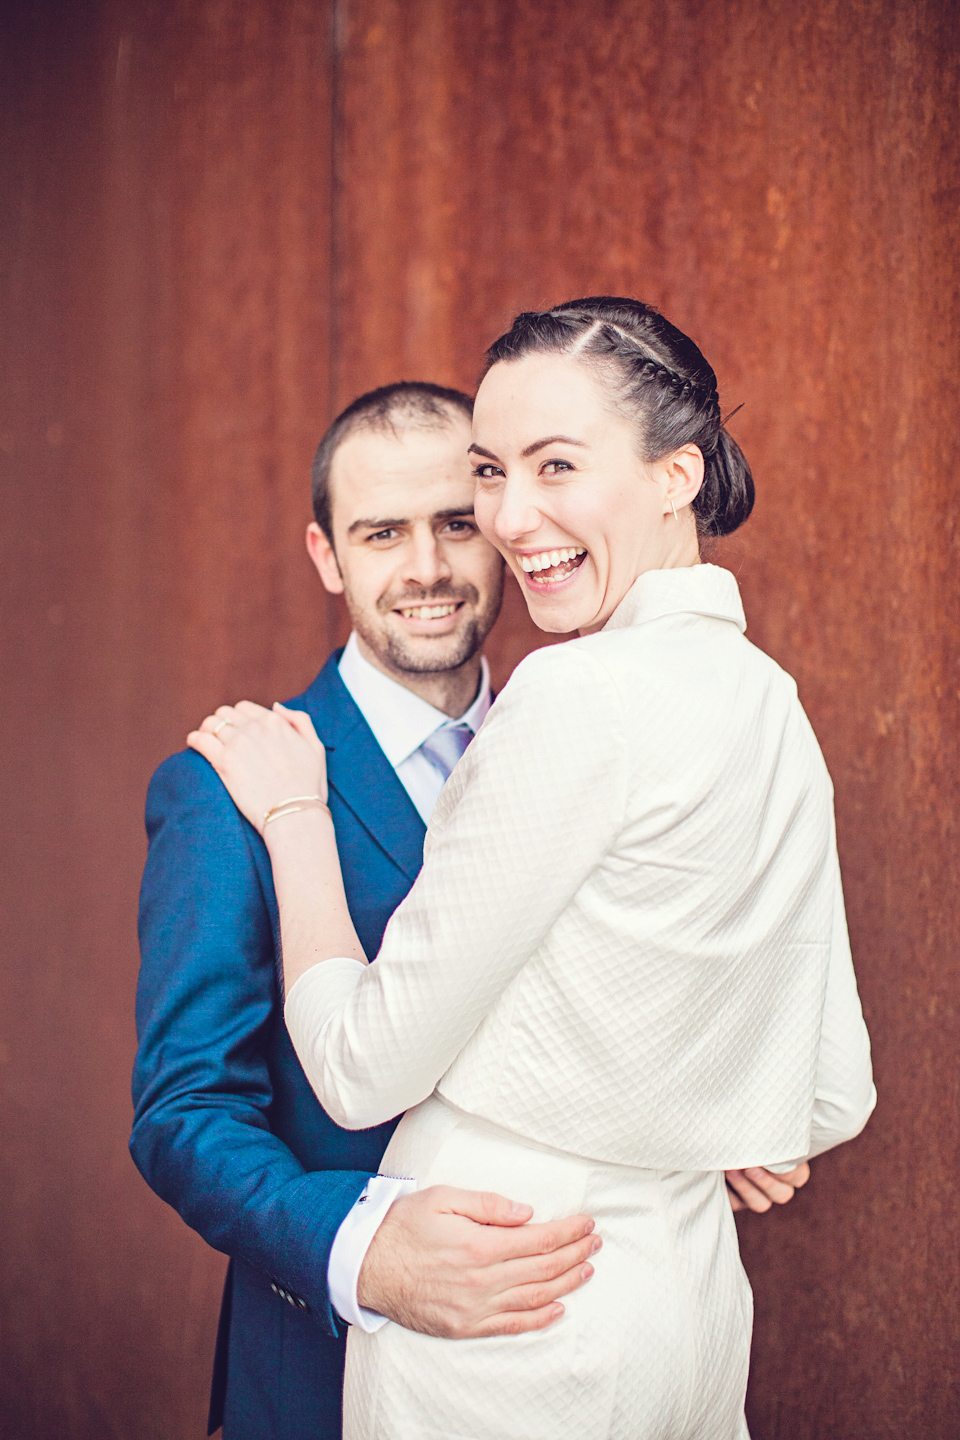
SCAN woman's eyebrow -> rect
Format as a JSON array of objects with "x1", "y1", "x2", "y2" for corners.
[
  {"x1": 520, "y1": 435, "x2": 588, "y2": 458},
  {"x1": 468, "y1": 435, "x2": 588, "y2": 462}
]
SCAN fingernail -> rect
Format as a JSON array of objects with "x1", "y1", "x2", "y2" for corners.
[
  {"x1": 508, "y1": 1203, "x2": 533, "y2": 1218},
  {"x1": 590, "y1": 1237, "x2": 602, "y2": 1254},
  {"x1": 582, "y1": 1219, "x2": 595, "y2": 1235},
  {"x1": 581, "y1": 1264, "x2": 594, "y2": 1280},
  {"x1": 552, "y1": 1303, "x2": 565, "y2": 1318}
]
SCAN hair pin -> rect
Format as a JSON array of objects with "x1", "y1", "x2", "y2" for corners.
[{"x1": 720, "y1": 402, "x2": 745, "y2": 427}]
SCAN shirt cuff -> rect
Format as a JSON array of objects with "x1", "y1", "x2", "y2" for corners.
[{"x1": 327, "y1": 1173, "x2": 418, "y2": 1332}]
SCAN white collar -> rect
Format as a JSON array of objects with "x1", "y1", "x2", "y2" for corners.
[
  {"x1": 602, "y1": 563, "x2": 747, "y2": 634},
  {"x1": 338, "y1": 632, "x2": 493, "y2": 768}
]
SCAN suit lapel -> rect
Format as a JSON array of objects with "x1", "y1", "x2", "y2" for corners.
[{"x1": 295, "y1": 654, "x2": 427, "y2": 882}]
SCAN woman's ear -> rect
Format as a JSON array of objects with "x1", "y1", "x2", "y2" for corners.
[
  {"x1": 662, "y1": 444, "x2": 705, "y2": 516},
  {"x1": 306, "y1": 522, "x2": 345, "y2": 595}
]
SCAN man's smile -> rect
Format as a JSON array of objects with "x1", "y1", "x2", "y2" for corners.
[
  {"x1": 396, "y1": 601, "x2": 461, "y2": 620},
  {"x1": 388, "y1": 597, "x2": 468, "y2": 634}
]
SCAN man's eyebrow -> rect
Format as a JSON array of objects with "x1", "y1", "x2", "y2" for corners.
[
  {"x1": 346, "y1": 516, "x2": 407, "y2": 535},
  {"x1": 346, "y1": 507, "x2": 475, "y2": 536}
]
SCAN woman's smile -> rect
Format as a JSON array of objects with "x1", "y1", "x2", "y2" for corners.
[{"x1": 514, "y1": 546, "x2": 587, "y2": 587}]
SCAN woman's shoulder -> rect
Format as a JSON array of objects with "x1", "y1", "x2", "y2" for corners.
[
  {"x1": 477, "y1": 639, "x2": 627, "y2": 757},
  {"x1": 502, "y1": 635, "x2": 625, "y2": 697}
]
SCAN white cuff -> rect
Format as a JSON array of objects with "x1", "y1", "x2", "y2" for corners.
[{"x1": 327, "y1": 1173, "x2": 418, "y2": 1332}]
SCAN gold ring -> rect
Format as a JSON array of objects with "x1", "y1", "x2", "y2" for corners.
[{"x1": 212, "y1": 719, "x2": 235, "y2": 738}]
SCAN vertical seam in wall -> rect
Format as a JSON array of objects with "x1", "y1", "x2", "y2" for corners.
[{"x1": 328, "y1": 0, "x2": 345, "y2": 418}]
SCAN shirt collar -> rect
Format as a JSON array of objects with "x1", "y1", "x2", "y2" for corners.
[
  {"x1": 602, "y1": 563, "x2": 747, "y2": 635},
  {"x1": 338, "y1": 632, "x2": 493, "y2": 768}
]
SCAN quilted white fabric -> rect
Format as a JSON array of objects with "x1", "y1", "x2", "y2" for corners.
[
  {"x1": 286, "y1": 564, "x2": 875, "y2": 1173},
  {"x1": 344, "y1": 1096, "x2": 754, "y2": 1440}
]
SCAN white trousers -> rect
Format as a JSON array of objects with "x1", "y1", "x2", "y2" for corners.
[{"x1": 344, "y1": 1096, "x2": 752, "y2": 1440}]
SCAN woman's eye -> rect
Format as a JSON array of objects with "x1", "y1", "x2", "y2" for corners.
[
  {"x1": 471, "y1": 464, "x2": 503, "y2": 480},
  {"x1": 542, "y1": 459, "x2": 574, "y2": 476}
]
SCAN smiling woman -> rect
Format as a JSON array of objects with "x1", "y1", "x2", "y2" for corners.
[
  {"x1": 470, "y1": 296, "x2": 754, "y2": 634},
  {"x1": 191, "y1": 298, "x2": 874, "y2": 1440}
]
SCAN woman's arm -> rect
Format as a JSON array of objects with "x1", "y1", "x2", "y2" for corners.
[
  {"x1": 760, "y1": 852, "x2": 876, "y2": 1175},
  {"x1": 285, "y1": 646, "x2": 627, "y2": 1127},
  {"x1": 803, "y1": 857, "x2": 877, "y2": 1157},
  {"x1": 192, "y1": 649, "x2": 627, "y2": 1129},
  {"x1": 188, "y1": 700, "x2": 367, "y2": 990}
]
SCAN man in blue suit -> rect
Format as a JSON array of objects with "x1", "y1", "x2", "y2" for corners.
[{"x1": 131, "y1": 383, "x2": 605, "y2": 1439}]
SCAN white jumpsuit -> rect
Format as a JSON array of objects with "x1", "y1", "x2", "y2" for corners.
[{"x1": 286, "y1": 564, "x2": 876, "y2": 1440}]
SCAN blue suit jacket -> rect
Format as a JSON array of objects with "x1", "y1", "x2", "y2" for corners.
[{"x1": 131, "y1": 654, "x2": 427, "y2": 1438}]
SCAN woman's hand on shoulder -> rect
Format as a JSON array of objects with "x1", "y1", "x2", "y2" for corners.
[{"x1": 187, "y1": 701, "x2": 327, "y2": 835}]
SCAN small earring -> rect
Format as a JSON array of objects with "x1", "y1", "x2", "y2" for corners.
[{"x1": 669, "y1": 499, "x2": 678, "y2": 520}]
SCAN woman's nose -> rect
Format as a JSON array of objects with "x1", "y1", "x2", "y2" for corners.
[{"x1": 490, "y1": 475, "x2": 543, "y2": 545}]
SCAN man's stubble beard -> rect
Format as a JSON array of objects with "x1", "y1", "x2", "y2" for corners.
[
  {"x1": 348, "y1": 572, "x2": 504, "y2": 679},
  {"x1": 376, "y1": 615, "x2": 485, "y2": 675}
]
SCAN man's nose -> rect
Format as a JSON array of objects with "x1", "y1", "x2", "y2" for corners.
[{"x1": 401, "y1": 528, "x2": 453, "y2": 590}]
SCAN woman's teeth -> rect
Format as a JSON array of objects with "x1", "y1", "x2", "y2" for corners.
[
  {"x1": 399, "y1": 603, "x2": 459, "y2": 620},
  {"x1": 518, "y1": 547, "x2": 586, "y2": 579}
]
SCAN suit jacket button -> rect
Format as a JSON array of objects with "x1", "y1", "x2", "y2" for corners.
[
  {"x1": 296, "y1": 1297, "x2": 308, "y2": 1311},
  {"x1": 270, "y1": 1282, "x2": 279, "y2": 1296}
]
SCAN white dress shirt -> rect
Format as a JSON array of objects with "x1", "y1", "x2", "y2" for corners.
[
  {"x1": 289, "y1": 566, "x2": 875, "y2": 1178},
  {"x1": 326, "y1": 633, "x2": 492, "y2": 1330},
  {"x1": 338, "y1": 631, "x2": 492, "y2": 825}
]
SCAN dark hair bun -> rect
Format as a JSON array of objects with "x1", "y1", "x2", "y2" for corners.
[{"x1": 697, "y1": 429, "x2": 755, "y2": 537}]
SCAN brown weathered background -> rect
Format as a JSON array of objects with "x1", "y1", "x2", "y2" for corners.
[{"x1": 1, "y1": 1, "x2": 957, "y2": 1435}]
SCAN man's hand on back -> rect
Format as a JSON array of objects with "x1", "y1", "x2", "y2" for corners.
[
  {"x1": 725, "y1": 1162, "x2": 810, "y2": 1212},
  {"x1": 357, "y1": 1186, "x2": 601, "y2": 1339}
]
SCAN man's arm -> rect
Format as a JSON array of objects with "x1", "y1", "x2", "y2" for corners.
[
  {"x1": 132, "y1": 749, "x2": 599, "y2": 1338},
  {"x1": 131, "y1": 750, "x2": 378, "y2": 1335}
]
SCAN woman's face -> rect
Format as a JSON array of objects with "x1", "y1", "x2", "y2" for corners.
[{"x1": 470, "y1": 353, "x2": 702, "y2": 634}]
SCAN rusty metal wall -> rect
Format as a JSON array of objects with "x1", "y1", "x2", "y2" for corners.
[
  {"x1": 1, "y1": 1, "x2": 957, "y2": 1435},
  {"x1": 334, "y1": 5, "x2": 960, "y2": 1433},
  {"x1": 0, "y1": 3, "x2": 337, "y2": 1436}
]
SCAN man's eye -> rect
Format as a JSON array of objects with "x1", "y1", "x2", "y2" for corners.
[
  {"x1": 443, "y1": 520, "x2": 475, "y2": 535},
  {"x1": 369, "y1": 529, "x2": 398, "y2": 542}
]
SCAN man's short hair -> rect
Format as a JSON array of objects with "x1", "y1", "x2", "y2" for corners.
[{"x1": 311, "y1": 381, "x2": 474, "y2": 539}]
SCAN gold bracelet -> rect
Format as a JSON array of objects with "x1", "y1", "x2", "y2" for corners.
[{"x1": 262, "y1": 795, "x2": 330, "y2": 829}]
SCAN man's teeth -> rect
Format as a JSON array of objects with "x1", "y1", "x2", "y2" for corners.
[
  {"x1": 518, "y1": 547, "x2": 586, "y2": 574},
  {"x1": 399, "y1": 603, "x2": 459, "y2": 619}
]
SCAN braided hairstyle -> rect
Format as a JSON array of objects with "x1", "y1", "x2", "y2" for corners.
[{"x1": 481, "y1": 297, "x2": 754, "y2": 538}]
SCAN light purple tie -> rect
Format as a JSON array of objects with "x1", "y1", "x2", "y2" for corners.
[{"x1": 419, "y1": 723, "x2": 473, "y2": 782}]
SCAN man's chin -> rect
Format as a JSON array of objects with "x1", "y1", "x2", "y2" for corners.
[{"x1": 374, "y1": 622, "x2": 483, "y2": 677}]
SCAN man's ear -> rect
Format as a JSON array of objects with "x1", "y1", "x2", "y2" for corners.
[{"x1": 306, "y1": 522, "x2": 345, "y2": 595}]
